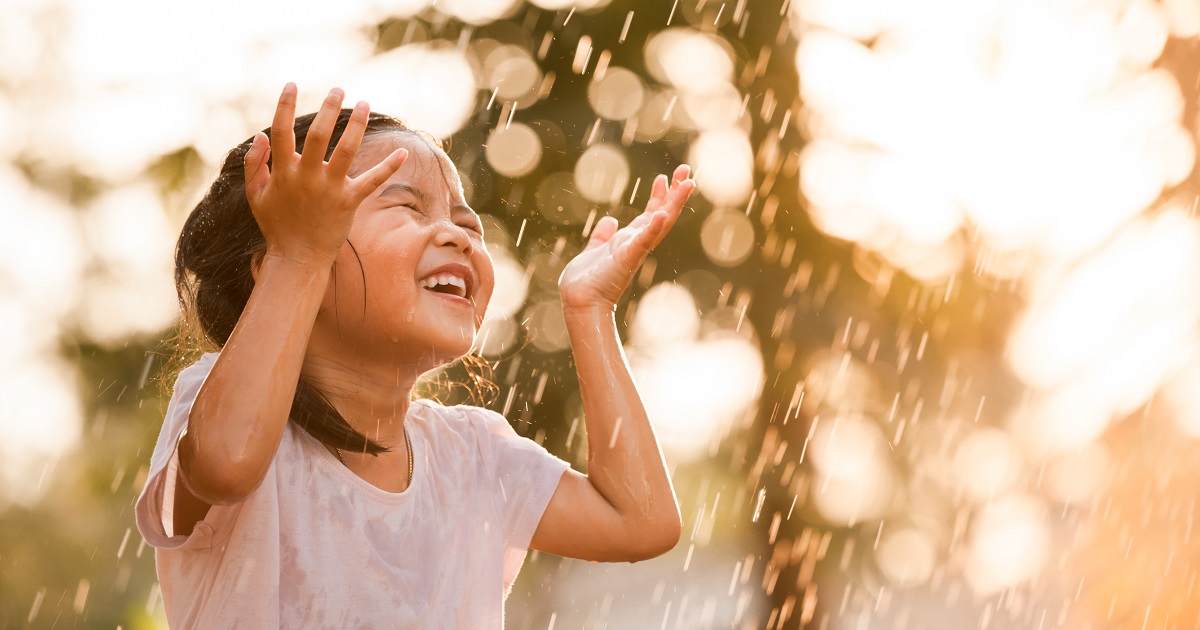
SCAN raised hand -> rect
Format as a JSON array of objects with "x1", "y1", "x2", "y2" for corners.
[
  {"x1": 243, "y1": 83, "x2": 408, "y2": 268},
  {"x1": 558, "y1": 165, "x2": 696, "y2": 313}
]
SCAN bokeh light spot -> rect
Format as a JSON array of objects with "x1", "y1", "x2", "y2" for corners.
[
  {"x1": 574, "y1": 143, "x2": 630, "y2": 204},
  {"x1": 689, "y1": 130, "x2": 754, "y2": 206},
  {"x1": 875, "y1": 528, "x2": 937, "y2": 588},
  {"x1": 700, "y1": 208, "x2": 756, "y2": 267},
  {"x1": 587, "y1": 67, "x2": 645, "y2": 121},
  {"x1": 485, "y1": 122, "x2": 543, "y2": 178}
]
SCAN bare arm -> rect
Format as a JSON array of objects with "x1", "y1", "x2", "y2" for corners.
[
  {"x1": 530, "y1": 167, "x2": 694, "y2": 562},
  {"x1": 178, "y1": 256, "x2": 331, "y2": 507},
  {"x1": 172, "y1": 85, "x2": 405, "y2": 526}
]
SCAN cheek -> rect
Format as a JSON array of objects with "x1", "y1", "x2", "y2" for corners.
[{"x1": 356, "y1": 246, "x2": 421, "y2": 313}]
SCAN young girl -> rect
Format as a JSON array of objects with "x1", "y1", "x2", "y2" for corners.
[{"x1": 134, "y1": 83, "x2": 695, "y2": 627}]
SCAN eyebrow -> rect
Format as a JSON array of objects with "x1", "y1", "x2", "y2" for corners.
[
  {"x1": 377, "y1": 183, "x2": 481, "y2": 222},
  {"x1": 377, "y1": 183, "x2": 430, "y2": 205}
]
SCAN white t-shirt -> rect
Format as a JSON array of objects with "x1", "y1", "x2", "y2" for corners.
[{"x1": 134, "y1": 352, "x2": 570, "y2": 628}]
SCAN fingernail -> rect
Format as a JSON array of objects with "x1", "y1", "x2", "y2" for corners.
[{"x1": 328, "y1": 88, "x2": 343, "y2": 100}]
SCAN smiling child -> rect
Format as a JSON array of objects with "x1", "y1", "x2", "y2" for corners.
[{"x1": 134, "y1": 83, "x2": 695, "y2": 627}]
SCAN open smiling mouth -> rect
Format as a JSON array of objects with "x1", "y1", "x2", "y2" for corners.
[{"x1": 418, "y1": 273, "x2": 471, "y2": 302}]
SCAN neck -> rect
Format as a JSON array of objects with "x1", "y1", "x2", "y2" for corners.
[{"x1": 300, "y1": 351, "x2": 423, "y2": 449}]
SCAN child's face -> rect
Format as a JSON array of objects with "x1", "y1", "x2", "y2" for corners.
[{"x1": 313, "y1": 131, "x2": 495, "y2": 369}]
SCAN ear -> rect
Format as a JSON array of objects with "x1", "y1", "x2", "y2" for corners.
[{"x1": 250, "y1": 249, "x2": 266, "y2": 284}]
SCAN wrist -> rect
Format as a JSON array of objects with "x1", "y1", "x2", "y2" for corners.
[
  {"x1": 563, "y1": 303, "x2": 620, "y2": 339},
  {"x1": 562, "y1": 300, "x2": 617, "y2": 321},
  {"x1": 256, "y1": 250, "x2": 336, "y2": 293},
  {"x1": 261, "y1": 246, "x2": 338, "y2": 274}
]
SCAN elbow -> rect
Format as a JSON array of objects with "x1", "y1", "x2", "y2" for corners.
[
  {"x1": 178, "y1": 434, "x2": 261, "y2": 506},
  {"x1": 625, "y1": 514, "x2": 683, "y2": 562},
  {"x1": 656, "y1": 517, "x2": 684, "y2": 556}
]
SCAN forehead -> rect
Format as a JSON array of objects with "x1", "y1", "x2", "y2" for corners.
[{"x1": 353, "y1": 131, "x2": 463, "y2": 195}]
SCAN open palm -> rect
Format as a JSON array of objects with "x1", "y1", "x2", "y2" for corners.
[{"x1": 558, "y1": 165, "x2": 695, "y2": 312}]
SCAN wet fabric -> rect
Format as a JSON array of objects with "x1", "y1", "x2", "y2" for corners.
[{"x1": 135, "y1": 352, "x2": 569, "y2": 628}]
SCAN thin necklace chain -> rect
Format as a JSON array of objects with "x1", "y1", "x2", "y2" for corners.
[{"x1": 331, "y1": 425, "x2": 413, "y2": 488}]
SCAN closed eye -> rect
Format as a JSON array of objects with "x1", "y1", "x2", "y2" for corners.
[{"x1": 392, "y1": 204, "x2": 425, "y2": 216}]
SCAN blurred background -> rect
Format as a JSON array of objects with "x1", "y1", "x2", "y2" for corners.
[{"x1": 2, "y1": 0, "x2": 1199, "y2": 627}]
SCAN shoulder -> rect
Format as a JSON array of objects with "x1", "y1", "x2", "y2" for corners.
[
  {"x1": 170, "y1": 352, "x2": 219, "y2": 399},
  {"x1": 410, "y1": 400, "x2": 516, "y2": 462},
  {"x1": 411, "y1": 399, "x2": 508, "y2": 433}
]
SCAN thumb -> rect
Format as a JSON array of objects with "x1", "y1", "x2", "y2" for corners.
[
  {"x1": 585, "y1": 216, "x2": 619, "y2": 250},
  {"x1": 244, "y1": 132, "x2": 271, "y2": 195}
]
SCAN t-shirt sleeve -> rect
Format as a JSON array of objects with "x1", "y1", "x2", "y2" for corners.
[
  {"x1": 134, "y1": 352, "x2": 240, "y2": 550},
  {"x1": 464, "y1": 406, "x2": 570, "y2": 581}
]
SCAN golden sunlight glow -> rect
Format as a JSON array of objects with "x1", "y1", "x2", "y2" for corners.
[
  {"x1": 809, "y1": 414, "x2": 894, "y2": 525},
  {"x1": 485, "y1": 250, "x2": 530, "y2": 321},
  {"x1": 348, "y1": 43, "x2": 479, "y2": 138},
  {"x1": 951, "y1": 428, "x2": 1022, "y2": 503},
  {"x1": 678, "y1": 82, "x2": 745, "y2": 132},
  {"x1": 630, "y1": 283, "x2": 763, "y2": 460},
  {"x1": 964, "y1": 494, "x2": 1048, "y2": 596},
  {"x1": 1044, "y1": 443, "x2": 1112, "y2": 506},
  {"x1": 0, "y1": 168, "x2": 87, "y2": 504},
  {"x1": 1008, "y1": 209, "x2": 1200, "y2": 453},
  {"x1": 79, "y1": 185, "x2": 179, "y2": 343},
  {"x1": 793, "y1": 0, "x2": 1200, "y2": 604},
  {"x1": 527, "y1": 0, "x2": 611, "y2": 10},
  {"x1": 629, "y1": 283, "x2": 701, "y2": 353},
  {"x1": 875, "y1": 527, "x2": 937, "y2": 588},
  {"x1": 689, "y1": 130, "x2": 754, "y2": 207},
  {"x1": 4, "y1": 0, "x2": 1200, "y2": 624},
  {"x1": 1166, "y1": 354, "x2": 1200, "y2": 436},
  {"x1": 644, "y1": 28, "x2": 734, "y2": 93},
  {"x1": 794, "y1": 0, "x2": 1193, "y2": 264},
  {"x1": 437, "y1": 0, "x2": 520, "y2": 25}
]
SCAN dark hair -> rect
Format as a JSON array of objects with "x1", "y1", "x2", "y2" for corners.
[{"x1": 175, "y1": 108, "x2": 428, "y2": 457}]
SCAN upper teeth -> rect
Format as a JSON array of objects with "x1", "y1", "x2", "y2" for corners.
[{"x1": 419, "y1": 274, "x2": 467, "y2": 297}]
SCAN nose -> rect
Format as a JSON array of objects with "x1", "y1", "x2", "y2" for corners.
[{"x1": 434, "y1": 218, "x2": 473, "y2": 255}]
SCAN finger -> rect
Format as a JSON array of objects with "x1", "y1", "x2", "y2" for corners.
[
  {"x1": 328, "y1": 100, "x2": 369, "y2": 177},
  {"x1": 299, "y1": 88, "x2": 345, "y2": 169},
  {"x1": 645, "y1": 178, "x2": 694, "y2": 249},
  {"x1": 671, "y1": 164, "x2": 691, "y2": 186},
  {"x1": 243, "y1": 132, "x2": 271, "y2": 197},
  {"x1": 585, "y1": 216, "x2": 619, "y2": 250},
  {"x1": 619, "y1": 211, "x2": 668, "y2": 263},
  {"x1": 270, "y1": 83, "x2": 298, "y2": 160},
  {"x1": 665, "y1": 177, "x2": 696, "y2": 212},
  {"x1": 350, "y1": 148, "x2": 408, "y2": 199},
  {"x1": 642, "y1": 173, "x2": 674, "y2": 218},
  {"x1": 627, "y1": 170, "x2": 679, "y2": 230},
  {"x1": 648, "y1": 174, "x2": 668, "y2": 207}
]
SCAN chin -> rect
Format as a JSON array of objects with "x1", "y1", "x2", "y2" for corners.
[
  {"x1": 396, "y1": 327, "x2": 477, "y2": 370},
  {"x1": 431, "y1": 336, "x2": 476, "y2": 367}
]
